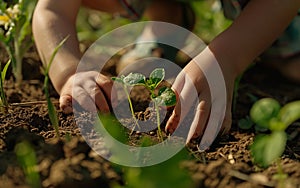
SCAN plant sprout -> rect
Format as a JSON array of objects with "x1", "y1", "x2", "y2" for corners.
[
  {"x1": 43, "y1": 37, "x2": 68, "y2": 138},
  {"x1": 15, "y1": 141, "x2": 40, "y2": 188},
  {"x1": 249, "y1": 98, "x2": 300, "y2": 185},
  {"x1": 0, "y1": 0, "x2": 36, "y2": 85},
  {"x1": 112, "y1": 68, "x2": 177, "y2": 141},
  {"x1": 0, "y1": 59, "x2": 11, "y2": 112}
]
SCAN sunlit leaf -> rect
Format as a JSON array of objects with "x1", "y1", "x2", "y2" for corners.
[
  {"x1": 278, "y1": 100, "x2": 300, "y2": 128},
  {"x1": 250, "y1": 98, "x2": 281, "y2": 129},
  {"x1": 123, "y1": 72, "x2": 145, "y2": 86},
  {"x1": 149, "y1": 68, "x2": 165, "y2": 88},
  {"x1": 251, "y1": 131, "x2": 286, "y2": 167},
  {"x1": 153, "y1": 87, "x2": 177, "y2": 107}
]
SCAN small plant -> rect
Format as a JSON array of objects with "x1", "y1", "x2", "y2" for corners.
[
  {"x1": 112, "y1": 68, "x2": 177, "y2": 141},
  {"x1": 15, "y1": 141, "x2": 40, "y2": 188},
  {"x1": 42, "y1": 37, "x2": 68, "y2": 138},
  {"x1": 0, "y1": 0, "x2": 36, "y2": 85},
  {"x1": 249, "y1": 98, "x2": 300, "y2": 186},
  {"x1": 0, "y1": 59, "x2": 11, "y2": 112}
]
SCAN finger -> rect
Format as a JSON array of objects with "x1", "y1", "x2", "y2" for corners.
[
  {"x1": 92, "y1": 86, "x2": 110, "y2": 113},
  {"x1": 59, "y1": 78, "x2": 74, "y2": 114},
  {"x1": 96, "y1": 74, "x2": 116, "y2": 109},
  {"x1": 186, "y1": 99, "x2": 211, "y2": 144},
  {"x1": 72, "y1": 85, "x2": 97, "y2": 112},
  {"x1": 219, "y1": 107, "x2": 232, "y2": 136},
  {"x1": 59, "y1": 95, "x2": 73, "y2": 114},
  {"x1": 166, "y1": 71, "x2": 199, "y2": 133},
  {"x1": 199, "y1": 99, "x2": 227, "y2": 151}
]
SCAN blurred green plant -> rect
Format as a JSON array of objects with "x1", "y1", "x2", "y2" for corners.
[
  {"x1": 191, "y1": 0, "x2": 231, "y2": 43},
  {"x1": 0, "y1": 59, "x2": 11, "y2": 112},
  {"x1": 249, "y1": 98, "x2": 300, "y2": 186},
  {"x1": 42, "y1": 37, "x2": 68, "y2": 138},
  {"x1": 0, "y1": 0, "x2": 36, "y2": 85},
  {"x1": 15, "y1": 141, "x2": 41, "y2": 188},
  {"x1": 113, "y1": 149, "x2": 194, "y2": 188}
]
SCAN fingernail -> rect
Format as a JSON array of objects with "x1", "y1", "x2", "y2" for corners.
[{"x1": 62, "y1": 105, "x2": 73, "y2": 114}]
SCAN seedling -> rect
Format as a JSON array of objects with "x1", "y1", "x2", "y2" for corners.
[
  {"x1": 42, "y1": 37, "x2": 68, "y2": 138},
  {"x1": 112, "y1": 68, "x2": 177, "y2": 141},
  {"x1": 0, "y1": 0, "x2": 36, "y2": 85},
  {"x1": 0, "y1": 59, "x2": 11, "y2": 112},
  {"x1": 15, "y1": 141, "x2": 41, "y2": 188},
  {"x1": 249, "y1": 98, "x2": 300, "y2": 186}
]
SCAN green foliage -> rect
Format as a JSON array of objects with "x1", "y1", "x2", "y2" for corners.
[
  {"x1": 250, "y1": 98, "x2": 281, "y2": 129},
  {"x1": 43, "y1": 37, "x2": 69, "y2": 138},
  {"x1": 0, "y1": 0, "x2": 37, "y2": 85},
  {"x1": 15, "y1": 141, "x2": 41, "y2": 188},
  {"x1": 114, "y1": 149, "x2": 194, "y2": 188},
  {"x1": 249, "y1": 98, "x2": 300, "y2": 167},
  {"x1": 112, "y1": 68, "x2": 177, "y2": 141},
  {"x1": 238, "y1": 116, "x2": 254, "y2": 130},
  {"x1": 250, "y1": 131, "x2": 287, "y2": 168},
  {"x1": 191, "y1": 0, "x2": 232, "y2": 42},
  {"x1": 0, "y1": 59, "x2": 11, "y2": 111}
]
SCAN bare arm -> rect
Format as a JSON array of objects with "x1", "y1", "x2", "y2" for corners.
[
  {"x1": 32, "y1": 0, "x2": 82, "y2": 93},
  {"x1": 210, "y1": 0, "x2": 300, "y2": 77}
]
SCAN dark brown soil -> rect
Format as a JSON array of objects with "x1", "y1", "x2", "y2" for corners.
[{"x1": 0, "y1": 48, "x2": 300, "y2": 188}]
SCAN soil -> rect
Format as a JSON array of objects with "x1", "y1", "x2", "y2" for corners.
[{"x1": 0, "y1": 46, "x2": 300, "y2": 188}]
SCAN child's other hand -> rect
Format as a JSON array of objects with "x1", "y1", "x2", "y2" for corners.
[
  {"x1": 59, "y1": 71, "x2": 115, "y2": 114},
  {"x1": 165, "y1": 47, "x2": 234, "y2": 150}
]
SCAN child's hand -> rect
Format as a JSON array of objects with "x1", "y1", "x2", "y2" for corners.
[
  {"x1": 59, "y1": 71, "x2": 115, "y2": 114},
  {"x1": 165, "y1": 47, "x2": 234, "y2": 150}
]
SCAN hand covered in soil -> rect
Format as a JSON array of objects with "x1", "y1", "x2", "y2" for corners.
[
  {"x1": 59, "y1": 71, "x2": 115, "y2": 114},
  {"x1": 165, "y1": 47, "x2": 234, "y2": 150}
]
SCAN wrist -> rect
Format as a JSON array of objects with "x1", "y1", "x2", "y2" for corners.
[{"x1": 49, "y1": 65, "x2": 76, "y2": 93}]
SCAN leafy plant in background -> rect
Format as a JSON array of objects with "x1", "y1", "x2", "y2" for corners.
[
  {"x1": 112, "y1": 68, "x2": 177, "y2": 141},
  {"x1": 249, "y1": 98, "x2": 300, "y2": 186},
  {"x1": 0, "y1": 0, "x2": 36, "y2": 85},
  {"x1": 0, "y1": 59, "x2": 11, "y2": 112},
  {"x1": 113, "y1": 149, "x2": 194, "y2": 188},
  {"x1": 15, "y1": 141, "x2": 40, "y2": 188},
  {"x1": 43, "y1": 37, "x2": 68, "y2": 138}
]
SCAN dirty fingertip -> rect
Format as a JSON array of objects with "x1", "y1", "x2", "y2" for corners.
[{"x1": 59, "y1": 95, "x2": 73, "y2": 114}]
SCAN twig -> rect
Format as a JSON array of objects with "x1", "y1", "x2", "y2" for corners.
[
  {"x1": 9, "y1": 100, "x2": 59, "y2": 107},
  {"x1": 229, "y1": 170, "x2": 275, "y2": 187}
]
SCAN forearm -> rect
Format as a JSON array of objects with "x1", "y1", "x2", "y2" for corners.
[
  {"x1": 32, "y1": 0, "x2": 82, "y2": 93},
  {"x1": 209, "y1": 0, "x2": 300, "y2": 77}
]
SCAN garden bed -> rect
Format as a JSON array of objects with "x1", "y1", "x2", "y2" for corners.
[{"x1": 0, "y1": 49, "x2": 300, "y2": 188}]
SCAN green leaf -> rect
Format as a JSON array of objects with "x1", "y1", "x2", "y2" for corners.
[
  {"x1": 153, "y1": 87, "x2": 177, "y2": 107},
  {"x1": 250, "y1": 98, "x2": 281, "y2": 129},
  {"x1": 278, "y1": 100, "x2": 300, "y2": 128},
  {"x1": 1, "y1": 59, "x2": 11, "y2": 81},
  {"x1": 47, "y1": 98, "x2": 59, "y2": 137},
  {"x1": 264, "y1": 131, "x2": 287, "y2": 166},
  {"x1": 251, "y1": 131, "x2": 286, "y2": 167},
  {"x1": 123, "y1": 72, "x2": 145, "y2": 86},
  {"x1": 238, "y1": 116, "x2": 254, "y2": 130},
  {"x1": 149, "y1": 68, "x2": 165, "y2": 88},
  {"x1": 45, "y1": 36, "x2": 69, "y2": 75},
  {"x1": 111, "y1": 77, "x2": 124, "y2": 83}
]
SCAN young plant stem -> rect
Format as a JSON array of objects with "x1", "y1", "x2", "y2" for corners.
[
  {"x1": 0, "y1": 59, "x2": 11, "y2": 112},
  {"x1": 14, "y1": 37, "x2": 23, "y2": 85},
  {"x1": 154, "y1": 100, "x2": 163, "y2": 141},
  {"x1": 149, "y1": 89, "x2": 163, "y2": 142},
  {"x1": 15, "y1": 141, "x2": 41, "y2": 188},
  {"x1": 122, "y1": 85, "x2": 140, "y2": 134},
  {"x1": 275, "y1": 158, "x2": 286, "y2": 188},
  {"x1": 43, "y1": 36, "x2": 69, "y2": 138}
]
